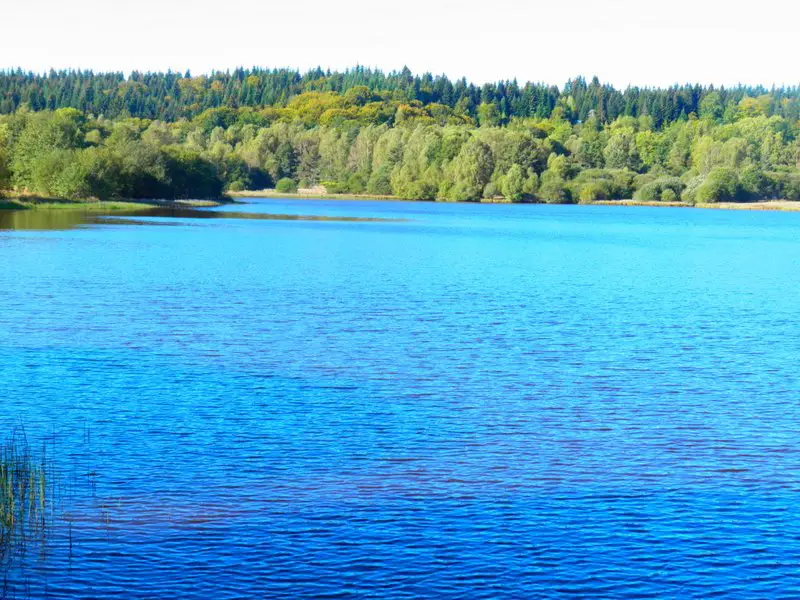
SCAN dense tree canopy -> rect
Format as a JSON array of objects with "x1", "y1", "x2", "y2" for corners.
[
  {"x1": 2, "y1": 68, "x2": 799, "y2": 126},
  {"x1": 0, "y1": 67, "x2": 798, "y2": 204}
]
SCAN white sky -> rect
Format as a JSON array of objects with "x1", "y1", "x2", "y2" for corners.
[{"x1": 2, "y1": 0, "x2": 798, "y2": 88}]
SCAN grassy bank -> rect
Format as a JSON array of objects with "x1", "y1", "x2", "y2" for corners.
[
  {"x1": 7, "y1": 190, "x2": 800, "y2": 213},
  {"x1": 229, "y1": 189, "x2": 401, "y2": 202},
  {"x1": 10, "y1": 200, "x2": 159, "y2": 211},
  {"x1": 0, "y1": 194, "x2": 232, "y2": 211}
]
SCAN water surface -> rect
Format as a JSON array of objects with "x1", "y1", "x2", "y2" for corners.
[{"x1": 2, "y1": 199, "x2": 800, "y2": 598}]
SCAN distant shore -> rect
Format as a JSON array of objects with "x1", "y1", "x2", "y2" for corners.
[
  {"x1": 4, "y1": 191, "x2": 800, "y2": 214},
  {"x1": 229, "y1": 189, "x2": 401, "y2": 202},
  {"x1": 231, "y1": 190, "x2": 800, "y2": 212}
]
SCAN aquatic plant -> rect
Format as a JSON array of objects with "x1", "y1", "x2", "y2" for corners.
[{"x1": 0, "y1": 434, "x2": 47, "y2": 550}]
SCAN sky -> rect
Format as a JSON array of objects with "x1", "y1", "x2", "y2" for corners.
[{"x1": 2, "y1": 0, "x2": 798, "y2": 88}]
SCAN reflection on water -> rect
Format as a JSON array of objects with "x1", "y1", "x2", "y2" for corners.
[
  {"x1": 0, "y1": 209, "x2": 90, "y2": 231},
  {"x1": 0, "y1": 205, "x2": 401, "y2": 231}
]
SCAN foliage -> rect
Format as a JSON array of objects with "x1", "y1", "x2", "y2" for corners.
[
  {"x1": 569, "y1": 169, "x2": 634, "y2": 202},
  {"x1": 695, "y1": 168, "x2": 742, "y2": 203},
  {"x1": 439, "y1": 138, "x2": 494, "y2": 201},
  {"x1": 2, "y1": 68, "x2": 799, "y2": 129},
  {"x1": 0, "y1": 75, "x2": 798, "y2": 203},
  {"x1": 539, "y1": 171, "x2": 571, "y2": 203},
  {"x1": 633, "y1": 176, "x2": 685, "y2": 202},
  {"x1": 275, "y1": 177, "x2": 298, "y2": 193}
]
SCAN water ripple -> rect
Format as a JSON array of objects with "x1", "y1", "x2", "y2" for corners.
[{"x1": 3, "y1": 200, "x2": 800, "y2": 598}]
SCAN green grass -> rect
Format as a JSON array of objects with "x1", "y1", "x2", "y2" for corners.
[
  {"x1": 0, "y1": 191, "x2": 232, "y2": 211},
  {"x1": 1, "y1": 199, "x2": 160, "y2": 211},
  {"x1": 1, "y1": 435, "x2": 47, "y2": 547},
  {"x1": 0, "y1": 196, "x2": 233, "y2": 211},
  {"x1": 29, "y1": 201, "x2": 159, "y2": 211}
]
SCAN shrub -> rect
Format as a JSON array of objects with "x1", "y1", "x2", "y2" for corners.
[
  {"x1": 633, "y1": 181, "x2": 660, "y2": 201},
  {"x1": 346, "y1": 173, "x2": 367, "y2": 194},
  {"x1": 765, "y1": 171, "x2": 800, "y2": 201},
  {"x1": 780, "y1": 173, "x2": 800, "y2": 200},
  {"x1": 695, "y1": 167, "x2": 741, "y2": 203},
  {"x1": 482, "y1": 181, "x2": 498, "y2": 199},
  {"x1": 569, "y1": 168, "x2": 633, "y2": 201},
  {"x1": 275, "y1": 177, "x2": 297, "y2": 193},
  {"x1": 681, "y1": 175, "x2": 704, "y2": 204},
  {"x1": 320, "y1": 180, "x2": 346, "y2": 194},
  {"x1": 633, "y1": 172, "x2": 658, "y2": 190},
  {"x1": 578, "y1": 182, "x2": 609, "y2": 203},
  {"x1": 633, "y1": 176, "x2": 684, "y2": 202},
  {"x1": 787, "y1": 176, "x2": 800, "y2": 201},
  {"x1": 739, "y1": 166, "x2": 771, "y2": 200},
  {"x1": 538, "y1": 172, "x2": 571, "y2": 204}
]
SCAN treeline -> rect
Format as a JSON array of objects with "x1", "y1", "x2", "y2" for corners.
[
  {"x1": 0, "y1": 109, "x2": 224, "y2": 200},
  {"x1": 1, "y1": 93, "x2": 798, "y2": 203},
  {"x1": 2, "y1": 67, "x2": 800, "y2": 127}
]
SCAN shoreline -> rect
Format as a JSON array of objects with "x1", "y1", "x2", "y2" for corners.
[
  {"x1": 231, "y1": 191, "x2": 800, "y2": 212},
  {"x1": 4, "y1": 192, "x2": 800, "y2": 214},
  {"x1": 594, "y1": 200, "x2": 800, "y2": 211},
  {"x1": 229, "y1": 190, "x2": 402, "y2": 202},
  {"x1": 0, "y1": 197, "x2": 233, "y2": 211}
]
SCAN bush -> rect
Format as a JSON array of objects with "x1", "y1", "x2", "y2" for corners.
[
  {"x1": 322, "y1": 180, "x2": 348, "y2": 194},
  {"x1": 681, "y1": 175, "x2": 703, "y2": 204},
  {"x1": 633, "y1": 176, "x2": 684, "y2": 202},
  {"x1": 632, "y1": 172, "x2": 658, "y2": 190},
  {"x1": 346, "y1": 173, "x2": 367, "y2": 194},
  {"x1": 538, "y1": 172, "x2": 571, "y2": 204},
  {"x1": 661, "y1": 188, "x2": 678, "y2": 202},
  {"x1": 569, "y1": 168, "x2": 633, "y2": 201},
  {"x1": 275, "y1": 177, "x2": 297, "y2": 193},
  {"x1": 482, "y1": 181, "x2": 498, "y2": 199},
  {"x1": 787, "y1": 175, "x2": 800, "y2": 201},
  {"x1": 633, "y1": 181, "x2": 660, "y2": 201},
  {"x1": 763, "y1": 171, "x2": 800, "y2": 201},
  {"x1": 778, "y1": 172, "x2": 800, "y2": 200},
  {"x1": 695, "y1": 167, "x2": 741, "y2": 203},
  {"x1": 739, "y1": 167, "x2": 771, "y2": 200},
  {"x1": 578, "y1": 182, "x2": 609, "y2": 203}
]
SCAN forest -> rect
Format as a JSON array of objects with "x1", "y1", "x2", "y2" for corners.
[{"x1": 0, "y1": 67, "x2": 798, "y2": 203}]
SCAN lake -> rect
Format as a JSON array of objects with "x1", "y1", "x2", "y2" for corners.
[{"x1": 2, "y1": 199, "x2": 800, "y2": 598}]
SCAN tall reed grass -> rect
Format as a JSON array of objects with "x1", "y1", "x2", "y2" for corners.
[{"x1": 0, "y1": 434, "x2": 47, "y2": 548}]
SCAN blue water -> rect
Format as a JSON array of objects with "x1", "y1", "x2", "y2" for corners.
[{"x1": 2, "y1": 199, "x2": 800, "y2": 598}]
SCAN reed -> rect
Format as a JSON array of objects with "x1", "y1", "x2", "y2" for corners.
[{"x1": 0, "y1": 434, "x2": 47, "y2": 549}]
